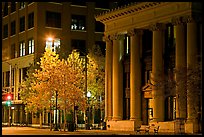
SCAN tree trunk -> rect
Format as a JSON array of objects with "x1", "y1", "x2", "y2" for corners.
[
  {"x1": 64, "y1": 108, "x2": 66, "y2": 131},
  {"x1": 50, "y1": 111, "x2": 52, "y2": 131},
  {"x1": 40, "y1": 112, "x2": 42, "y2": 128}
]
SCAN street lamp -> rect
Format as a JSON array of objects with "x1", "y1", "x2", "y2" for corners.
[
  {"x1": 87, "y1": 91, "x2": 91, "y2": 130},
  {"x1": 53, "y1": 90, "x2": 58, "y2": 131},
  {"x1": 47, "y1": 37, "x2": 58, "y2": 131}
]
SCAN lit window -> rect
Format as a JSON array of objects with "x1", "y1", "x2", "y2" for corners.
[
  {"x1": 19, "y1": 2, "x2": 25, "y2": 9},
  {"x1": 71, "y1": 15, "x2": 86, "y2": 31},
  {"x1": 28, "y1": 39, "x2": 34, "y2": 54},
  {"x1": 45, "y1": 38, "x2": 60, "y2": 52},
  {"x1": 19, "y1": 41, "x2": 25, "y2": 56}
]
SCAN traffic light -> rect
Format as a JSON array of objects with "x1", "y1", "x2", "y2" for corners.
[
  {"x1": 7, "y1": 95, "x2": 12, "y2": 100},
  {"x1": 6, "y1": 94, "x2": 12, "y2": 106},
  {"x1": 6, "y1": 100, "x2": 11, "y2": 106}
]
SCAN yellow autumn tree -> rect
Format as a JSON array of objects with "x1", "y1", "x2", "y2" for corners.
[
  {"x1": 87, "y1": 45, "x2": 105, "y2": 123},
  {"x1": 57, "y1": 50, "x2": 87, "y2": 130},
  {"x1": 20, "y1": 48, "x2": 87, "y2": 130}
]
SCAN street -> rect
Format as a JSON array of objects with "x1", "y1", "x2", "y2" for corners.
[
  {"x1": 2, "y1": 127, "x2": 133, "y2": 135},
  {"x1": 2, "y1": 126, "x2": 202, "y2": 135}
]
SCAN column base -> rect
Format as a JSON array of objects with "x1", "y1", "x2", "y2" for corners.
[
  {"x1": 107, "y1": 116, "x2": 112, "y2": 121},
  {"x1": 106, "y1": 120, "x2": 136, "y2": 131},
  {"x1": 112, "y1": 116, "x2": 122, "y2": 121},
  {"x1": 130, "y1": 118, "x2": 142, "y2": 131},
  {"x1": 185, "y1": 118, "x2": 201, "y2": 134}
]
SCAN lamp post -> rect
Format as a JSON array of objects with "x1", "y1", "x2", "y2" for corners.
[
  {"x1": 53, "y1": 90, "x2": 58, "y2": 131},
  {"x1": 48, "y1": 37, "x2": 59, "y2": 131},
  {"x1": 78, "y1": 50, "x2": 88, "y2": 130},
  {"x1": 87, "y1": 91, "x2": 91, "y2": 130}
]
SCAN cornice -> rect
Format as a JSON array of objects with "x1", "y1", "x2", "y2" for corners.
[{"x1": 95, "y1": 2, "x2": 163, "y2": 23}]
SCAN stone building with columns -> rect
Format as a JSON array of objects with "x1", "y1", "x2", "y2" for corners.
[{"x1": 96, "y1": 2, "x2": 202, "y2": 133}]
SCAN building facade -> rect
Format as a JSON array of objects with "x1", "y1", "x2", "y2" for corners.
[
  {"x1": 2, "y1": 2, "x2": 115, "y2": 126},
  {"x1": 96, "y1": 2, "x2": 202, "y2": 133}
]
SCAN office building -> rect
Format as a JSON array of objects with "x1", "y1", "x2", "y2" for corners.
[{"x1": 2, "y1": 2, "x2": 115, "y2": 125}]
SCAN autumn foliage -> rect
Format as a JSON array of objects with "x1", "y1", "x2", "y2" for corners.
[{"x1": 20, "y1": 49, "x2": 88, "y2": 127}]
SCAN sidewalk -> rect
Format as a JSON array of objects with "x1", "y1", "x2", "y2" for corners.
[
  {"x1": 3, "y1": 123, "x2": 202, "y2": 135},
  {"x1": 29, "y1": 124, "x2": 203, "y2": 135}
]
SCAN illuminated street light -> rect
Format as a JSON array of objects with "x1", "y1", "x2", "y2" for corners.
[
  {"x1": 87, "y1": 91, "x2": 91, "y2": 130},
  {"x1": 47, "y1": 37, "x2": 58, "y2": 131},
  {"x1": 87, "y1": 91, "x2": 91, "y2": 98}
]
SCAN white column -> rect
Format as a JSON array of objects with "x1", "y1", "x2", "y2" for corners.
[
  {"x1": 111, "y1": 34, "x2": 124, "y2": 121},
  {"x1": 128, "y1": 29, "x2": 143, "y2": 123},
  {"x1": 150, "y1": 23, "x2": 165, "y2": 122},
  {"x1": 172, "y1": 17, "x2": 187, "y2": 119},
  {"x1": 185, "y1": 16, "x2": 199, "y2": 121},
  {"x1": 103, "y1": 35, "x2": 113, "y2": 121}
]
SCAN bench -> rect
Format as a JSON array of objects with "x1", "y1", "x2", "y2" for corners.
[
  {"x1": 136, "y1": 125, "x2": 160, "y2": 134},
  {"x1": 136, "y1": 125, "x2": 150, "y2": 134},
  {"x1": 154, "y1": 125, "x2": 160, "y2": 134}
]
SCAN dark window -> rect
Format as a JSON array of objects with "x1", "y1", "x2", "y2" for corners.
[
  {"x1": 95, "y1": 41, "x2": 106, "y2": 55},
  {"x1": 11, "y1": 21, "x2": 16, "y2": 36},
  {"x1": 71, "y1": 2, "x2": 86, "y2": 6},
  {"x1": 19, "y1": 69, "x2": 21, "y2": 83},
  {"x1": 3, "y1": 2, "x2": 8, "y2": 17},
  {"x1": 19, "y1": 2, "x2": 25, "y2": 9},
  {"x1": 11, "y1": 2, "x2": 16, "y2": 13},
  {"x1": 46, "y1": 11, "x2": 61, "y2": 28},
  {"x1": 6, "y1": 71, "x2": 10, "y2": 87},
  {"x1": 95, "y1": 21, "x2": 104, "y2": 32},
  {"x1": 71, "y1": 39, "x2": 86, "y2": 54},
  {"x1": 28, "y1": 12, "x2": 34, "y2": 29},
  {"x1": 23, "y1": 67, "x2": 28, "y2": 80},
  {"x1": 19, "y1": 68, "x2": 28, "y2": 83},
  {"x1": 95, "y1": 2, "x2": 110, "y2": 9},
  {"x1": 11, "y1": 44, "x2": 15, "y2": 59},
  {"x1": 71, "y1": 15, "x2": 86, "y2": 31},
  {"x1": 12, "y1": 69, "x2": 14, "y2": 86},
  {"x1": 165, "y1": 96, "x2": 176, "y2": 121},
  {"x1": 3, "y1": 24, "x2": 8, "y2": 39},
  {"x1": 19, "y1": 16, "x2": 25, "y2": 32}
]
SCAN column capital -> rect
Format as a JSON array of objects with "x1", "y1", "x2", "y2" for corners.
[
  {"x1": 103, "y1": 35, "x2": 112, "y2": 43},
  {"x1": 149, "y1": 23, "x2": 166, "y2": 31},
  {"x1": 183, "y1": 15, "x2": 202, "y2": 23},
  {"x1": 127, "y1": 29, "x2": 143, "y2": 37},
  {"x1": 110, "y1": 33, "x2": 124, "y2": 41},
  {"x1": 172, "y1": 16, "x2": 184, "y2": 26}
]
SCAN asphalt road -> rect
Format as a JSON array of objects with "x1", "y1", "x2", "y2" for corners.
[
  {"x1": 2, "y1": 127, "x2": 202, "y2": 135},
  {"x1": 2, "y1": 127, "x2": 133, "y2": 135}
]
